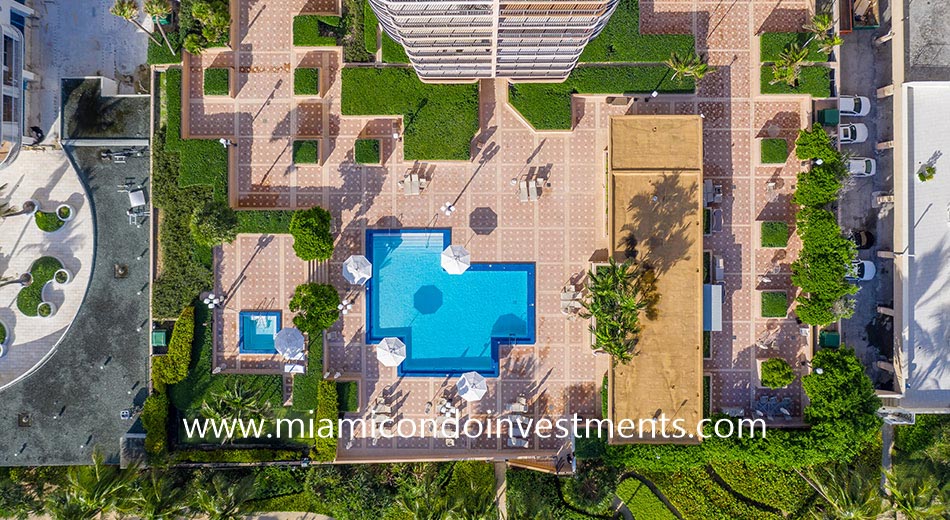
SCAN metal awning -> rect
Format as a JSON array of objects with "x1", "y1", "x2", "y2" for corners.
[{"x1": 703, "y1": 284, "x2": 722, "y2": 332}]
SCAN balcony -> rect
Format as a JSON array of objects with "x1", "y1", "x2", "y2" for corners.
[{"x1": 0, "y1": 24, "x2": 24, "y2": 170}]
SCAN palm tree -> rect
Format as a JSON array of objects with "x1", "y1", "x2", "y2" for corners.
[
  {"x1": 110, "y1": 0, "x2": 163, "y2": 47},
  {"x1": 818, "y1": 34, "x2": 844, "y2": 55},
  {"x1": 143, "y1": 0, "x2": 176, "y2": 54},
  {"x1": 191, "y1": 473, "x2": 254, "y2": 520},
  {"x1": 0, "y1": 184, "x2": 18, "y2": 219},
  {"x1": 665, "y1": 51, "x2": 714, "y2": 81},
  {"x1": 200, "y1": 379, "x2": 273, "y2": 421},
  {"x1": 44, "y1": 451, "x2": 139, "y2": 520},
  {"x1": 770, "y1": 43, "x2": 809, "y2": 87},
  {"x1": 804, "y1": 13, "x2": 834, "y2": 36},
  {"x1": 580, "y1": 258, "x2": 645, "y2": 363},
  {"x1": 119, "y1": 469, "x2": 189, "y2": 520},
  {"x1": 884, "y1": 470, "x2": 947, "y2": 520},
  {"x1": 798, "y1": 464, "x2": 889, "y2": 520}
]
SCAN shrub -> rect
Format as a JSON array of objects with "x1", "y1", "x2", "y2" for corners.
[
  {"x1": 171, "y1": 448, "x2": 305, "y2": 463},
  {"x1": 601, "y1": 374, "x2": 608, "y2": 418},
  {"x1": 760, "y1": 138, "x2": 788, "y2": 164},
  {"x1": 342, "y1": 0, "x2": 374, "y2": 63},
  {"x1": 152, "y1": 306, "x2": 195, "y2": 386},
  {"x1": 759, "y1": 66, "x2": 832, "y2": 97},
  {"x1": 794, "y1": 123, "x2": 839, "y2": 163},
  {"x1": 703, "y1": 208, "x2": 711, "y2": 235},
  {"x1": 288, "y1": 207, "x2": 334, "y2": 261},
  {"x1": 761, "y1": 221, "x2": 789, "y2": 248},
  {"x1": 57, "y1": 206, "x2": 71, "y2": 219},
  {"x1": 190, "y1": 200, "x2": 238, "y2": 247},
  {"x1": 363, "y1": 0, "x2": 379, "y2": 53},
  {"x1": 34, "y1": 211, "x2": 64, "y2": 232},
  {"x1": 294, "y1": 68, "x2": 320, "y2": 96},
  {"x1": 381, "y1": 34, "x2": 409, "y2": 63},
  {"x1": 142, "y1": 390, "x2": 170, "y2": 457},
  {"x1": 803, "y1": 347, "x2": 882, "y2": 446},
  {"x1": 311, "y1": 379, "x2": 339, "y2": 461},
  {"x1": 760, "y1": 33, "x2": 828, "y2": 62},
  {"x1": 292, "y1": 344, "x2": 322, "y2": 412},
  {"x1": 709, "y1": 461, "x2": 814, "y2": 514},
  {"x1": 0, "y1": 322, "x2": 6, "y2": 345},
  {"x1": 791, "y1": 207, "x2": 857, "y2": 326},
  {"x1": 293, "y1": 140, "x2": 319, "y2": 164},
  {"x1": 918, "y1": 165, "x2": 936, "y2": 182},
  {"x1": 16, "y1": 257, "x2": 63, "y2": 316},
  {"x1": 37, "y1": 303, "x2": 53, "y2": 317},
  {"x1": 354, "y1": 139, "x2": 380, "y2": 164},
  {"x1": 341, "y1": 67, "x2": 479, "y2": 160},
  {"x1": 761, "y1": 291, "x2": 788, "y2": 318},
  {"x1": 191, "y1": 0, "x2": 230, "y2": 47},
  {"x1": 579, "y1": 0, "x2": 695, "y2": 63},
  {"x1": 760, "y1": 358, "x2": 795, "y2": 388},
  {"x1": 203, "y1": 68, "x2": 230, "y2": 96},
  {"x1": 54, "y1": 270, "x2": 68, "y2": 284},
  {"x1": 792, "y1": 163, "x2": 844, "y2": 207},
  {"x1": 293, "y1": 15, "x2": 338, "y2": 46},
  {"x1": 289, "y1": 283, "x2": 341, "y2": 334}
]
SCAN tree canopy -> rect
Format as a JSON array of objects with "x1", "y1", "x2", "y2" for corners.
[
  {"x1": 289, "y1": 207, "x2": 334, "y2": 261},
  {"x1": 289, "y1": 283, "x2": 340, "y2": 334},
  {"x1": 190, "y1": 200, "x2": 238, "y2": 247},
  {"x1": 581, "y1": 258, "x2": 656, "y2": 363}
]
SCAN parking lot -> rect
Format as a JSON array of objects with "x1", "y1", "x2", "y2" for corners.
[{"x1": 836, "y1": 0, "x2": 896, "y2": 390}]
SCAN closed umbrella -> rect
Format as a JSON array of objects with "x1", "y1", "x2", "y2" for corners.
[
  {"x1": 441, "y1": 245, "x2": 471, "y2": 275},
  {"x1": 274, "y1": 327, "x2": 305, "y2": 359},
  {"x1": 343, "y1": 255, "x2": 373, "y2": 285},
  {"x1": 376, "y1": 337, "x2": 406, "y2": 367},
  {"x1": 456, "y1": 371, "x2": 488, "y2": 402}
]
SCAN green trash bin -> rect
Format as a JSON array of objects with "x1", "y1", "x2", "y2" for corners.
[
  {"x1": 818, "y1": 109, "x2": 840, "y2": 127},
  {"x1": 819, "y1": 330, "x2": 840, "y2": 348}
]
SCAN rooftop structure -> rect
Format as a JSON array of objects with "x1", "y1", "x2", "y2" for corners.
[
  {"x1": 0, "y1": 0, "x2": 33, "y2": 169},
  {"x1": 606, "y1": 115, "x2": 704, "y2": 444},
  {"x1": 368, "y1": 0, "x2": 618, "y2": 82}
]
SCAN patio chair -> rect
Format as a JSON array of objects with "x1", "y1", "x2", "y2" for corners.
[
  {"x1": 713, "y1": 255, "x2": 725, "y2": 282},
  {"x1": 445, "y1": 438, "x2": 455, "y2": 447},
  {"x1": 518, "y1": 180, "x2": 530, "y2": 202},
  {"x1": 507, "y1": 437, "x2": 529, "y2": 448},
  {"x1": 528, "y1": 181, "x2": 539, "y2": 201},
  {"x1": 710, "y1": 208, "x2": 723, "y2": 233},
  {"x1": 506, "y1": 402, "x2": 528, "y2": 413}
]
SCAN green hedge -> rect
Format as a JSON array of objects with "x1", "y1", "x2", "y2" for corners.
[
  {"x1": 579, "y1": 0, "x2": 694, "y2": 63},
  {"x1": 761, "y1": 138, "x2": 789, "y2": 164},
  {"x1": 703, "y1": 331, "x2": 711, "y2": 357},
  {"x1": 293, "y1": 140, "x2": 320, "y2": 164},
  {"x1": 363, "y1": 0, "x2": 378, "y2": 53},
  {"x1": 171, "y1": 448, "x2": 305, "y2": 463},
  {"x1": 337, "y1": 381, "x2": 359, "y2": 412},
  {"x1": 16, "y1": 257, "x2": 63, "y2": 316},
  {"x1": 760, "y1": 33, "x2": 828, "y2": 62},
  {"x1": 509, "y1": 66, "x2": 695, "y2": 130},
  {"x1": 381, "y1": 34, "x2": 409, "y2": 63},
  {"x1": 354, "y1": 139, "x2": 380, "y2": 164},
  {"x1": 293, "y1": 15, "x2": 338, "y2": 46},
  {"x1": 203, "y1": 68, "x2": 230, "y2": 96},
  {"x1": 291, "y1": 341, "x2": 322, "y2": 412},
  {"x1": 341, "y1": 67, "x2": 478, "y2": 160},
  {"x1": 312, "y1": 379, "x2": 339, "y2": 461},
  {"x1": 761, "y1": 292, "x2": 788, "y2": 318},
  {"x1": 761, "y1": 221, "x2": 789, "y2": 248},
  {"x1": 34, "y1": 211, "x2": 64, "y2": 232},
  {"x1": 294, "y1": 68, "x2": 320, "y2": 96},
  {"x1": 152, "y1": 306, "x2": 195, "y2": 386},
  {"x1": 142, "y1": 390, "x2": 170, "y2": 457},
  {"x1": 760, "y1": 66, "x2": 832, "y2": 98},
  {"x1": 616, "y1": 479, "x2": 676, "y2": 520}
]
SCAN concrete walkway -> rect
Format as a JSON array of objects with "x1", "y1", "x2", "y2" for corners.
[{"x1": 494, "y1": 461, "x2": 508, "y2": 519}]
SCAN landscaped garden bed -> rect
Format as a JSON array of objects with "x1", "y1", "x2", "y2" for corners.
[
  {"x1": 761, "y1": 291, "x2": 788, "y2": 318},
  {"x1": 579, "y1": 0, "x2": 695, "y2": 63},
  {"x1": 703, "y1": 330, "x2": 711, "y2": 358},
  {"x1": 761, "y1": 221, "x2": 789, "y2": 248},
  {"x1": 293, "y1": 15, "x2": 340, "y2": 46},
  {"x1": 354, "y1": 139, "x2": 380, "y2": 164},
  {"x1": 203, "y1": 68, "x2": 230, "y2": 96},
  {"x1": 0, "y1": 321, "x2": 6, "y2": 346},
  {"x1": 294, "y1": 68, "x2": 320, "y2": 96},
  {"x1": 363, "y1": 0, "x2": 378, "y2": 54},
  {"x1": 760, "y1": 138, "x2": 788, "y2": 164},
  {"x1": 759, "y1": 66, "x2": 831, "y2": 97},
  {"x1": 381, "y1": 34, "x2": 409, "y2": 63},
  {"x1": 293, "y1": 140, "x2": 320, "y2": 164},
  {"x1": 34, "y1": 210, "x2": 65, "y2": 232},
  {"x1": 760, "y1": 32, "x2": 828, "y2": 62},
  {"x1": 16, "y1": 257, "x2": 64, "y2": 316},
  {"x1": 341, "y1": 67, "x2": 478, "y2": 160},
  {"x1": 336, "y1": 381, "x2": 359, "y2": 412},
  {"x1": 509, "y1": 66, "x2": 695, "y2": 130}
]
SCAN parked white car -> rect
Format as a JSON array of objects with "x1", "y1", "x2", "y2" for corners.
[
  {"x1": 839, "y1": 123, "x2": 869, "y2": 144},
  {"x1": 839, "y1": 95, "x2": 871, "y2": 116},
  {"x1": 846, "y1": 260, "x2": 876, "y2": 282},
  {"x1": 847, "y1": 157, "x2": 877, "y2": 177}
]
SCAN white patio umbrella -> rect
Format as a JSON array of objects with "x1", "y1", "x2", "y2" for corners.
[
  {"x1": 376, "y1": 337, "x2": 407, "y2": 367},
  {"x1": 343, "y1": 255, "x2": 373, "y2": 285},
  {"x1": 456, "y1": 371, "x2": 488, "y2": 402},
  {"x1": 274, "y1": 327, "x2": 305, "y2": 359},
  {"x1": 441, "y1": 245, "x2": 471, "y2": 275}
]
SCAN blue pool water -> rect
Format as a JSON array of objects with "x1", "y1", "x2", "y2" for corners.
[
  {"x1": 366, "y1": 229, "x2": 536, "y2": 377},
  {"x1": 239, "y1": 311, "x2": 281, "y2": 354}
]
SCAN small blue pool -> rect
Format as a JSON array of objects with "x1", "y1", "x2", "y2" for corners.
[
  {"x1": 366, "y1": 229, "x2": 536, "y2": 377},
  {"x1": 238, "y1": 311, "x2": 281, "y2": 354}
]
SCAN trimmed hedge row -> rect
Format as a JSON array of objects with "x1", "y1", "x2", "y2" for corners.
[
  {"x1": 152, "y1": 306, "x2": 195, "y2": 386},
  {"x1": 312, "y1": 379, "x2": 339, "y2": 461},
  {"x1": 171, "y1": 448, "x2": 306, "y2": 463},
  {"x1": 142, "y1": 390, "x2": 170, "y2": 457}
]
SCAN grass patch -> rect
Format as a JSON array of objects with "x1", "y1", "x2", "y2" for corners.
[
  {"x1": 703, "y1": 251, "x2": 710, "y2": 283},
  {"x1": 337, "y1": 381, "x2": 359, "y2": 412},
  {"x1": 761, "y1": 291, "x2": 788, "y2": 318},
  {"x1": 34, "y1": 211, "x2": 64, "y2": 232},
  {"x1": 617, "y1": 479, "x2": 676, "y2": 519},
  {"x1": 760, "y1": 32, "x2": 829, "y2": 62},
  {"x1": 363, "y1": 0, "x2": 378, "y2": 53},
  {"x1": 16, "y1": 257, "x2": 63, "y2": 316},
  {"x1": 761, "y1": 221, "x2": 789, "y2": 248},
  {"x1": 509, "y1": 66, "x2": 695, "y2": 130},
  {"x1": 354, "y1": 139, "x2": 380, "y2": 164},
  {"x1": 703, "y1": 208, "x2": 711, "y2": 235},
  {"x1": 293, "y1": 15, "x2": 338, "y2": 46},
  {"x1": 579, "y1": 0, "x2": 694, "y2": 63},
  {"x1": 703, "y1": 331, "x2": 711, "y2": 358},
  {"x1": 341, "y1": 67, "x2": 478, "y2": 160},
  {"x1": 710, "y1": 461, "x2": 815, "y2": 514},
  {"x1": 147, "y1": 32, "x2": 181, "y2": 65},
  {"x1": 648, "y1": 468, "x2": 786, "y2": 520},
  {"x1": 760, "y1": 66, "x2": 832, "y2": 98},
  {"x1": 294, "y1": 68, "x2": 320, "y2": 96},
  {"x1": 761, "y1": 138, "x2": 789, "y2": 164},
  {"x1": 203, "y1": 68, "x2": 230, "y2": 96},
  {"x1": 293, "y1": 140, "x2": 320, "y2": 164},
  {"x1": 382, "y1": 34, "x2": 409, "y2": 63}
]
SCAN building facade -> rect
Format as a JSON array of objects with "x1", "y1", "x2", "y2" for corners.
[
  {"x1": 368, "y1": 0, "x2": 618, "y2": 82},
  {"x1": 0, "y1": 0, "x2": 32, "y2": 169}
]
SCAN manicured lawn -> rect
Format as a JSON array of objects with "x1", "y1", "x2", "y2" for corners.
[
  {"x1": 761, "y1": 291, "x2": 788, "y2": 318},
  {"x1": 293, "y1": 15, "x2": 338, "y2": 46},
  {"x1": 579, "y1": 0, "x2": 694, "y2": 63},
  {"x1": 293, "y1": 140, "x2": 320, "y2": 164},
  {"x1": 710, "y1": 461, "x2": 815, "y2": 515},
  {"x1": 761, "y1": 138, "x2": 789, "y2": 164},
  {"x1": 760, "y1": 66, "x2": 832, "y2": 98},
  {"x1": 382, "y1": 34, "x2": 409, "y2": 63},
  {"x1": 616, "y1": 479, "x2": 676, "y2": 520},
  {"x1": 203, "y1": 68, "x2": 230, "y2": 96},
  {"x1": 34, "y1": 211, "x2": 64, "y2": 232},
  {"x1": 363, "y1": 0, "x2": 379, "y2": 53},
  {"x1": 648, "y1": 468, "x2": 787, "y2": 520},
  {"x1": 341, "y1": 67, "x2": 478, "y2": 160},
  {"x1": 760, "y1": 32, "x2": 829, "y2": 62},
  {"x1": 761, "y1": 221, "x2": 789, "y2": 248},
  {"x1": 337, "y1": 381, "x2": 359, "y2": 412},
  {"x1": 294, "y1": 68, "x2": 320, "y2": 96},
  {"x1": 509, "y1": 66, "x2": 695, "y2": 130},
  {"x1": 355, "y1": 139, "x2": 380, "y2": 164},
  {"x1": 16, "y1": 257, "x2": 63, "y2": 316},
  {"x1": 147, "y1": 33, "x2": 181, "y2": 65}
]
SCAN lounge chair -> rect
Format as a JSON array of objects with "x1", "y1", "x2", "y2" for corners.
[
  {"x1": 373, "y1": 404, "x2": 392, "y2": 415},
  {"x1": 518, "y1": 180, "x2": 530, "y2": 202},
  {"x1": 506, "y1": 402, "x2": 528, "y2": 413},
  {"x1": 710, "y1": 208, "x2": 723, "y2": 233},
  {"x1": 507, "y1": 437, "x2": 529, "y2": 448}
]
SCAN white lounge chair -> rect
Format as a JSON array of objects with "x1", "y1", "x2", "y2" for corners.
[{"x1": 507, "y1": 437, "x2": 529, "y2": 448}]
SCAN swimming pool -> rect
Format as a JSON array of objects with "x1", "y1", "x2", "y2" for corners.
[
  {"x1": 239, "y1": 311, "x2": 281, "y2": 354},
  {"x1": 366, "y1": 229, "x2": 535, "y2": 377}
]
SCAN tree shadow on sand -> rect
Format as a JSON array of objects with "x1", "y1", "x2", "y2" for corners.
[{"x1": 619, "y1": 172, "x2": 698, "y2": 277}]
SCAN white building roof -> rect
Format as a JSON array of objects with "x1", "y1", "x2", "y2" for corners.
[{"x1": 900, "y1": 82, "x2": 950, "y2": 410}]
